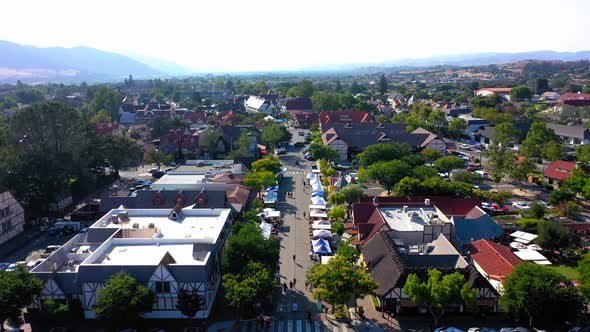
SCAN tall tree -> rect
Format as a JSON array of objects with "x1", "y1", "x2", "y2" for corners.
[
  {"x1": 433, "y1": 156, "x2": 465, "y2": 173},
  {"x1": 251, "y1": 155, "x2": 282, "y2": 174},
  {"x1": 357, "y1": 143, "x2": 410, "y2": 166},
  {"x1": 87, "y1": 86, "x2": 122, "y2": 122},
  {"x1": 101, "y1": 135, "x2": 143, "y2": 176},
  {"x1": 144, "y1": 150, "x2": 174, "y2": 170},
  {"x1": 367, "y1": 160, "x2": 412, "y2": 195},
  {"x1": 223, "y1": 222, "x2": 280, "y2": 274},
  {"x1": 536, "y1": 220, "x2": 572, "y2": 251},
  {"x1": 420, "y1": 148, "x2": 443, "y2": 164},
  {"x1": 378, "y1": 74, "x2": 388, "y2": 96},
  {"x1": 403, "y1": 269, "x2": 477, "y2": 326},
  {"x1": 308, "y1": 142, "x2": 339, "y2": 161},
  {"x1": 93, "y1": 272, "x2": 155, "y2": 326},
  {"x1": 311, "y1": 92, "x2": 342, "y2": 112},
  {"x1": 447, "y1": 118, "x2": 468, "y2": 139},
  {"x1": 349, "y1": 81, "x2": 363, "y2": 94},
  {"x1": 502, "y1": 263, "x2": 583, "y2": 327},
  {"x1": 534, "y1": 78, "x2": 550, "y2": 95},
  {"x1": 223, "y1": 261, "x2": 276, "y2": 318},
  {"x1": 493, "y1": 122, "x2": 520, "y2": 148},
  {"x1": 0, "y1": 266, "x2": 43, "y2": 331},
  {"x1": 510, "y1": 157, "x2": 536, "y2": 192},
  {"x1": 176, "y1": 288, "x2": 204, "y2": 330},
  {"x1": 578, "y1": 253, "x2": 590, "y2": 299},
  {"x1": 306, "y1": 254, "x2": 377, "y2": 312},
  {"x1": 339, "y1": 184, "x2": 364, "y2": 215},
  {"x1": 521, "y1": 122, "x2": 557, "y2": 159},
  {"x1": 510, "y1": 85, "x2": 533, "y2": 102},
  {"x1": 243, "y1": 171, "x2": 276, "y2": 196},
  {"x1": 261, "y1": 124, "x2": 291, "y2": 149}
]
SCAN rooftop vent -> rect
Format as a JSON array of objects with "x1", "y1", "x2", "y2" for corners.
[
  {"x1": 118, "y1": 211, "x2": 129, "y2": 222},
  {"x1": 132, "y1": 223, "x2": 139, "y2": 229},
  {"x1": 425, "y1": 198, "x2": 430, "y2": 206},
  {"x1": 402, "y1": 205, "x2": 408, "y2": 213}
]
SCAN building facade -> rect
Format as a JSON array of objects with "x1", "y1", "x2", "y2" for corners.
[{"x1": 0, "y1": 186, "x2": 25, "y2": 246}]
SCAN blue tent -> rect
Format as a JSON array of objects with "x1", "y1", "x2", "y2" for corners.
[
  {"x1": 311, "y1": 191, "x2": 324, "y2": 197},
  {"x1": 312, "y1": 239, "x2": 332, "y2": 254}
]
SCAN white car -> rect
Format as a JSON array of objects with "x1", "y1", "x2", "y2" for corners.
[
  {"x1": 460, "y1": 144, "x2": 471, "y2": 150},
  {"x1": 511, "y1": 202, "x2": 530, "y2": 210},
  {"x1": 536, "y1": 201, "x2": 553, "y2": 209},
  {"x1": 481, "y1": 202, "x2": 492, "y2": 209}
]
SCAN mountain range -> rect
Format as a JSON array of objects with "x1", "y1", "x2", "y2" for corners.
[{"x1": 1, "y1": 39, "x2": 590, "y2": 82}]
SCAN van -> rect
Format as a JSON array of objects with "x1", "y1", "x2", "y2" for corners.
[{"x1": 474, "y1": 170, "x2": 488, "y2": 179}]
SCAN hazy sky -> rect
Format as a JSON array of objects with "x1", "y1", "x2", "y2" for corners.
[{"x1": 2, "y1": 0, "x2": 590, "y2": 72}]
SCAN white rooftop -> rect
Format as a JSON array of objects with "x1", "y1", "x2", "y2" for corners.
[
  {"x1": 152, "y1": 174, "x2": 206, "y2": 190},
  {"x1": 379, "y1": 207, "x2": 444, "y2": 232},
  {"x1": 91, "y1": 240, "x2": 210, "y2": 266},
  {"x1": 514, "y1": 249, "x2": 551, "y2": 264}
]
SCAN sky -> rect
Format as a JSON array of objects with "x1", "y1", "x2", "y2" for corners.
[{"x1": 1, "y1": 0, "x2": 590, "y2": 72}]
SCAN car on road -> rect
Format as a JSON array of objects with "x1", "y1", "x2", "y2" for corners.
[
  {"x1": 298, "y1": 131, "x2": 305, "y2": 136},
  {"x1": 535, "y1": 201, "x2": 553, "y2": 209},
  {"x1": 275, "y1": 147, "x2": 287, "y2": 155},
  {"x1": 5, "y1": 261, "x2": 26, "y2": 272},
  {"x1": 459, "y1": 143, "x2": 471, "y2": 150},
  {"x1": 491, "y1": 203, "x2": 510, "y2": 211},
  {"x1": 148, "y1": 168, "x2": 158, "y2": 173},
  {"x1": 27, "y1": 258, "x2": 45, "y2": 270},
  {"x1": 481, "y1": 202, "x2": 492, "y2": 209},
  {"x1": 41, "y1": 245, "x2": 61, "y2": 258},
  {"x1": 294, "y1": 142, "x2": 305, "y2": 148},
  {"x1": 511, "y1": 202, "x2": 530, "y2": 210}
]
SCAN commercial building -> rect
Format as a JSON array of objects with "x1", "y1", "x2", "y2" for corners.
[
  {"x1": 32, "y1": 206, "x2": 232, "y2": 319},
  {"x1": 0, "y1": 186, "x2": 25, "y2": 246}
]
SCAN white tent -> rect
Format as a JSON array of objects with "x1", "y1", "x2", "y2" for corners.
[
  {"x1": 312, "y1": 239, "x2": 332, "y2": 254},
  {"x1": 309, "y1": 204, "x2": 327, "y2": 210},
  {"x1": 267, "y1": 210, "x2": 281, "y2": 219},
  {"x1": 264, "y1": 191, "x2": 277, "y2": 204},
  {"x1": 307, "y1": 173, "x2": 317, "y2": 180},
  {"x1": 259, "y1": 222, "x2": 272, "y2": 240},
  {"x1": 510, "y1": 231, "x2": 538, "y2": 244},
  {"x1": 311, "y1": 196, "x2": 327, "y2": 205},
  {"x1": 310, "y1": 211, "x2": 328, "y2": 219},
  {"x1": 312, "y1": 220, "x2": 332, "y2": 230},
  {"x1": 321, "y1": 256, "x2": 334, "y2": 264},
  {"x1": 514, "y1": 249, "x2": 551, "y2": 265}
]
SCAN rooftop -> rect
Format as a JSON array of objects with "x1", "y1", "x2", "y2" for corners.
[
  {"x1": 91, "y1": 240, "x2": 210, "y2": 266},
  {"x1": 379, "y1": 206, "x2": 445, "y2": 232}
]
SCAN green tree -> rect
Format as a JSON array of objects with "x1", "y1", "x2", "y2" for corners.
[
  {"x1": 243, "y1": 171, "x2": 276, "y2": 195},
  {"x1": 447, "y1": 118, "x2": 468, "y2": 139},
  {"x1": 0, "y1": 97, "x2": 18, "y2": 110},
  {"x1": 308, "y1": 142, "x2": 339, "y2": 161},
  {"x1": 452, "y1": 170, "x2": 482, "y2": 184},
  {"x1": 349, "y1": 81, "x2": 363, "y2": 94},
  {"x1": 191, "y1": 91, "x2": 202, "y2": 104},
  {"x1": 311, "y1": 92, "x2": 342, "y2": 112},
  {"x1": 151, "y1": 117, "x2": 188, "y2": 138},
  {"x1": 502, "y1": 263, "x2": 583, "y2": 327},
  {"x1": 486, "y1": 146, "x2": 514, "y2": 189},
  {"x1": 93, "y1": 272, "x2": 155, "y2": 325},
  {"x1": 223, "y1": 261, "x2": 275, "y2": 317},
  {"x1": 412, "y1": 165, "x2": 438, "y2": 180},
  {"x1": 101, "y1": 135, "x2": 143, "y2": 175},
  {"x1": 578, "y1": 253, "x2": 590, "y2": 299},
  {"x1": 402, "y1": 269, "x2": 477, "y2": 326},
  {"x1": 536, "y1": 220, "x2": 572, "y2": 251},
  {"x1": 493, "y1": 122, "x2": 520, "y2": 147},
  {"x1": 426, "y1": 110, "x2": 448, "y2": 133},
  {"x1": 336, "y1": 241, "x2": 360, "y2": 264},
  {"x1": 526, "y1": 202, "x2": 546, "y2": 220},
  {"x1": 338, "y1": 94, "x2": 356, "y2": 109},
  {"x1": 339, "y1": 184, "x2": 364, "y2": 216},
  {"x1": 420, "y1": 148, "x2": 443, "y2": 164},
  {"x1": 433, "y1": 156, "x2": 465, "y2": 173},
  {"x1": 261, "y1": 124, "x2": 291, "y2": 149},
  {"x1": 521, "y1": 122, "x2": 557, "y2": 159},
  {"x1": 176, "y1": 288, "x2": 204, "y2": 329},
  {"x1": 510, "y1": 158, "x2": 536, "y2": 191},
  {"x1": 575, "y1": 145, "x2": 590, "y2": 166},
  {"x1": 544, "y1": 140, "x2": 565, "y2": 161},
  {"x1": 0, "y1": 265, "x2": 43, "y2": 330},
  {"x1": 223, "y1": 222, "x2": 280, "y2": 274},
  {"x1": 510, "y1": 85, "x2": 533, "y2": 102},
  {"x1": 357, "y1": 143, "x2": 410, "y2": 166},
  {"x1": 144, "y1": 149, "x2": 174, "y2": 170},
  {"x1": 328, "y1": 206, "x2": 346, "y2": 221},
  {"x1": 287, "y1": 80, "x2": 315, "y2": 97},
  {"x1": 306, "y1": 254, "x2": 377, "y2": 312},
  {"x1": 327, "y1": 192, "x2": 346, "y2": 205},
  {"x1": 367, "y1": 160, "x2": 412, "y2": 195},
  {"x1": 375, "y1": 114, "x2": 389, "y2": 124},
  {"x1": 90, "y1": 109, "x2": 112, "y2": 125},
  {"x1": 378, "y1": 74, "x2": 388, "y2": 95},
  {"x1": 87, "y1": 86, "x2": 122, "y2": 122},
  {"x1": 251, "y1": 155, "x2": 282, "y2": 174},
  {"x1": 534, "y1": 78, "x2": 550, "y2": 95}
]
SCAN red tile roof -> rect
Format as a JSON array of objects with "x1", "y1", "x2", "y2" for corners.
[
  {"x1": 475, "y1": 88, "x2": 512, "y2": 94},
  {"x1": 466, "y1": 240, "x2": 522, "y2": 282},
  {"x1": 543, "y1": 160, "x2": 576, "y2": 181},
  {"x1": 319, "y1": 111, "x2": 373, "y2": 130},
  {"x1": 183, "y1": 111, "x2": 208, "y2": 123},
  {"x1": 358, "y1": 209, "x2": 388, "y2": 245},
  {"x1": 561, "y1": 93, "x2": 590, "y2": 101}
]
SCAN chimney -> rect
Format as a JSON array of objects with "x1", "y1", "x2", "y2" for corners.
[
  {"x1": 402, "y1": 205, "x2": 408, "y2": 213},
  {"x1": 425, "y1": 198, "x2": 430, "y2": 206}
]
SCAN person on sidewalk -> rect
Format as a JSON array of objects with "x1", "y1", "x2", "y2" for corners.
[
  {"x1": 289, "y1": 280, "x2": 293, "y2": 289},
  {"x1": 293, "y1": 278, "x2": 297, "y2": 288},
  {"x1": 283, "y1": 282, "x2": 288, "y2": 293},
  {"x1": 292, "y1": 254, "x2": 296, "y2": 261}
]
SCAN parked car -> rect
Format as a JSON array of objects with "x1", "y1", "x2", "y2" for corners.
[
  {"x1": 27, "y1": 259, "x2": 44, "y2": 270},
  {"x1": 5, "y1": 261, "x2": 26, "y2": 272},
  {"x1": 459, "y1": 143, "x2": 471, "y2": 150},
  {"x1": 152, "y1": 170, "x2": 165, "y2": 178},
  {"x1": 298, "y1": 131, "x2": 305, "y2": 136},
  {"x1": 491, "y1": 203, "x2": 510, "y2": 211},
  {"x1": 148, "y1": 168, "x2": 158, "y2": 173},
  {"x1": 511, "y1": 202, "x2": 530, "y2": 210},
  {"x1": 536, "y1": 201, "x2": 553, "y2": 209},
  {"x1": 481, "y1": 202, "x2": 492, "y2": 209},
  {"x1": 294, "y1": 142, "x2": 305, "y2": 148},
  {"x1": 276, "y1": 147, "x2": 287, "y2": 154},
  {"x1": 41, "y1": 245, "x2": 61, "y2": 258}
]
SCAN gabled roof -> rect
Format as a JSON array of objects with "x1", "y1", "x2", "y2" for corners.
[
  {"x1": 358, "y1": 196, "x2": 481, "y2": 216},
  {"x1": 560, "y1": 92, "x2": 590, "y2": 101},
  {"x1": 357, "y1": 209, "x2": 389, "y2": 245},
  {"x1": 322, "y1": 123, "x2": 429, "y2": 149},
  {"x1": 361, "y1": 232, "x2": 406, "y2": 297},
  {"x1": 543, "y1": 160, "x2": 576, "y2": 181},
  {"x1": 546, "y1": 123, "x2": 588, "y2": 139},
  {"x1": 319, "y1": 111, "x2": 373, "y2": 130},
  {"x1": 453, "y1": 214, "x2": 503, "y2": 246},
  {"x1": 284, "y1": 97, "x2": 313, "y2": 111},
  {"x1": 475, "y1": 87, "x2": 512, "y2": 94},
  {"x1": 466, "y1": 239, "x2": 522, "y2": 282}
]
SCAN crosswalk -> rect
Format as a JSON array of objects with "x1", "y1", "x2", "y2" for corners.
[
  {"x1": 238, "y1": 318, "x2": 354, "y2": 332},
  {"x1": 286, "y1": 171, "x2": 306, "y2": 175}
]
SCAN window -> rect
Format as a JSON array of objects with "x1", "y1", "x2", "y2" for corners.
[
  {"x1": 155, "y1": 281, "x2": 171, "y2": 293},
  {"x1": 1, "y1": 220, "x2": 10, "y2": 234}
]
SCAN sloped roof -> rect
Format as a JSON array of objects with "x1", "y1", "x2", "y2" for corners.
[
  {"x1": 453, "y1": 214, "x2": 503, "y2": 245},
  {"x1": 284, "y1": 97, "x2": 313, "y2": 111},
  {"x1": 322, "y1": 123, "x2": 429, "y2": 149},
  {"x1": 245, "y1": 96, "x2": 268, "y2": 110},
  {"x1": 466, "y1": 239, "x2": 522, "y2": 282},
  {"x1": 543, "y1": 160, "x2": 576, "y2": 181},
  {"x1": 358, "y1": 196, "x2": 481, "y2": 216},
  {"x1": 358, "y1": 209, "x2": 389, "y2": 245},
  {"x1": 561, "y1": 92, "x2": 590, "y2": 101},
  {"x1": 546, "y1": 123, "x2": 588, "y2": 139},
  {"x1": 361, "y1": 232, "x2": 406, "y2": 297},
  {"x1": 319, "y1": 111, "x2": 373, "y2": 130},
  {"x1": 475, "y1": 88, "x2": 512, "y2": 94}
]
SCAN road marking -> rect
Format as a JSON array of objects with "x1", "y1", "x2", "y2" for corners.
[
  {"x1": 297, "y1": 320, "x2": 303, "y2": 332},
  {"x1": 288, "y1": 319, "x2": 293, "y2": 332},
  {"x1": 341, "y1": 323, "x2": 348, "y2": 332},
  {"x1": 314, "y1": 320, "x2": 321, "y2": 332},
  {"x1": 278, "y1": 320, "x2": 284, "y2": 332},
  {"x1": 306, "y1": 320, "x2": 312, "y2": 332}
]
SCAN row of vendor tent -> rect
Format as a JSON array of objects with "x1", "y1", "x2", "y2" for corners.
[
  {"x1": 312, "y1": 238, "x2": 332, "y2": 254},
  {"x1": 311, "y1": 196, "x2": 327, "y2": 205},
  {"x1": 308, "y1": 173, "x2": 325, "y2": 197},
  {"x1": 263, "y1": 185, "x2": 279, "y2": 205}
]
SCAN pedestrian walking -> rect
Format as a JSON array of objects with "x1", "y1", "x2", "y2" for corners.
[
  {"x1": 283, "y1": 282, "x2": 288, "y2": 293},
  {"x1": 289, "y1": 280, "x2": 293, "y2": 289},
  {"x1": 306, "y1": 311, "x2": 312, "y2": 323},
  {"x1": 293, "y1": 278, "x2": 297, "y2": 287},
  {"x1": 292, "y1": 253, "x2": 296, "y2": 261},
  {"x1": 303, "y1": 211, "x2": 306, "y2": 218}
]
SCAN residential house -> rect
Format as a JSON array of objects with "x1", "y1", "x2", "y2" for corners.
[
  {"x1": 459, "y1": 115, "x2": 491, "y2": 141},
  {"x1": 183, "y1": 111, "x2": 208, "y2": 126},
  {"x1": 387, "y1": 92, "x2": 406, "y2": 109},
  {"x1": 245, "y1": 96, "x2": 277, "y2": 114},
  {"x1": 319, "y1": 111, "x2": 374, "y2": 132},
  {"x1": 220, "y1": 125, "x2": 261, "y2": 157},
  {"x1": 474, "y1": 88, "x2": 512, "y2": 101},
  {"x1": 466, "y1": 239, "x2": 522, "y2": 294},
  {"x1": 540, "y1": 92, "x2": 561, "y2": 101},
  {"x1": 0, "y1": 186, "x2": 25, "y2": 246},
  {"x1": 217, "y1": 110, "x2": 235, "y2": 124},
  {"x1": 411, "y1": 128, "x2": 447, "y2": 151},
  {"x1": 157, "y1": 128, "x2": 202, "y2": 156},
  {"x1": 95, "y1": 123, "x2": 121, "y2": 136},
  {"x1": 543, "y1": 160, "x2": 576, "y2": 189},
  {"x1": 361, "y1": 232, "x2": 498, "y2": 314},
  {"x1": 560, "y1": 92, "x2": 590, "y2": 107},
  {"x1": 443, "y1": 107, "x2": 471, "y2": 118},
  {"x1": 546, "y1": 123, "x2": 590, "y2": 145},
  {"x1": 289, "y1": 110, "x2": 319, "y2": 129},
  {"x1": 452, "y1": 207, "x2": 503, "y2": 247},
  {"x1": 281, "y1": 97, "x2": 313, "y2": 113},
  {"x1": 321, "y1": 123, "x2": 434, "y2": 160},
  {"x1": 32, "y1": 207, "x2": 232, "y2": 319}
]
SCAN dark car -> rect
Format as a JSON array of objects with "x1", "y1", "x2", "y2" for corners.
[
  {"x1": 152, "y1": 170, "x2": 165, "y2": 178},
  {"x1": 294, "y1": 142, "x2": 305, "y2": 148}
]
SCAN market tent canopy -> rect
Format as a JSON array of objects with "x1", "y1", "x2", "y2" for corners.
[
  {"x1": 514, "y1": 249, "x2": 551, "y2": 264},
  {"x1": 510, "y1": 231, "x2": 538, "y2": 244},
  {"x1": 259, "y1": 222, "x2": 272, "y2": 240},
  {"x1": 311, "y1": 191, "x2": 324, "y2": 198},
  {"x1": 266, "y1": 185, "x2": 279, "y2": 192},
  {"x1": 312, "y1": 229, "x2": 333, "y2": 239},
  {"x1": 309, "y1": 205, "x2": 327, "y2": 210},
  {"x1": 311, "y1": 196, "x2": 327, "y2": 205},
  {"x1": 312, "y1": 238, "x2": 332, "y2": 254},
  {"x1": 321, "y1": 256, "x2": 334, "y2": 264},
  {"x1": 264, "y1": 191, "x2": 277, "y2": 204},
  {"x1": 310, "y1": 211, "x2": 328, "y2": 219},
  {"x1": 307, "y1": 173, "x2": 317, "y2": 180},
  {"x1": 267, "y1": 210, "x2": 280, "y2": 219}
]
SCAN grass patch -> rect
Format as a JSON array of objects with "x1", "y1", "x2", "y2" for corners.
[{"x1": 548, "y1": 265, "x2": 581, "y2": 280}]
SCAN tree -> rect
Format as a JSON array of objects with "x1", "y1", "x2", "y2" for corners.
[
  {"x1": 327, "y1": 192, "x2": 345, "y2": 205},
  {"x1": 90, "y1": 109, "x2": 112, "y2": 125},
  {"x1": 357, "y1": 143, "x2": 410, "y2": 166},
  {"x1": 510, "y1": 85, "x2": 533, "y2": 102},
  {"x1": 176, "y1": 288, "x2": 204, "y2": 329},
  {"x1": 378, "y1": 74, "x2": 388, "y2": 95},
  {"x1": 287, "y1": 80, "x2": 315, "y2": 97},
  {"x1": 101, "y1": 135, "x2": 143, "y2": 175},
  {"x1": 521, "y1": 122, "x2": 557, "y2": 159},
  {"x1": 536, "y1": 220, "x2": 572, "y2": 251},
  {"x1": 144, "y1": 149, "x2": 174, "y2": 170},
  {"x1": 336, "y1": 241, "x2": 360, "y2": 264},
  {"x1": 578, "y1": 253, "x2": 590, "y2": 299},
  {"x1": 308, "y1": 142, "x2": 339, "y2": 161},
  {"x1": 306, "y1": 254, "x2": 377, "y2": 311},
  {"x1": 526, "y1": 202, "x2": 546, "y2": 220},
  {"x1": 151, "y1": 117, "x2": 188, "y2": 138},
  {"x1": 575, "y1": 145, "x2": 590, "y2": 165},
  {"x1": 349, "y1": 81, "x2": 363, "y2": 94},
  {"x1": 402, "y1": 269, "x2": 476, "y2": 326},
  {"x1": 339, "y1": 184, "x2": 364, "y2": 216},
  {"x1": 243, "y1": 171, "x2": 276, "y2": 195},
  {"x1": 335, "y1": 80, "x2": 342, "y2": 93},
  {"x1": 426, "y1": 110, "x2": 448, "y2": 133},
  {"x1": 420, "y1": 148, "x2": 443, "y2": 164},
  {"x1": 486, "y1": 146, "x2": 515, "y2": 189},
  {"x1": 412, "y1": 165, "x2": 438, "y2": 180},
  {"x1": 328, "y1": 206, "x2": 346, "y2": 221},
  {"x1": 87, "y1": 86, "x2": 122, "y2": 122},
  {"x1": 452, "y1": 170, "x2": 482, "y2": 184},
  {"x1": 544, "y1": 140, "x2": 565, "y2": 161},
  {"x1": 534, "y1": 78, "x2": 550, "y2": 95},
  {"x1": 367, "y1": 160, "x2": 412, "y2": 195},
  {"x1": 0, "y1": 266, "x2": 43, "y2": 331},
  {"x1": 223, "y1": 261, "x2": 275, "y2": 317},
  {"x1": 502, "y1": 263, "x2": 583, "y2": 327},
  {"x1": 261, "y1": 124, "x2": 291, "y2": 149},
  {"x1": 493, "y1": 122, "x2": 520, "y2": 147},
  {"x1": 223, "y1": 222, "x2": 280, "y2": 274},
  {"x1": 251, "y1": 155, "x2": 281, "y2": 174},
  {"x1": 93, "y1": 272, "x2": 155, "y2": 325},
  {"x1": 510, "y1": 158, "x2": 536, "y2": 191},
  {"x1": 433, "y1": 156, "x2": 465, "y2": 173},
  {"x1": 447, "y1": 118, "x2": 468, "y2": 139},
  {"x1": 331, "y1": 221, "x2": 345, "y2": 236},
  {"x1": 310, "y1": 92, "x2": 342, "y2": 112},
  {"x1": 191, "y1": 91, "x2": 202, "y2": 104}
]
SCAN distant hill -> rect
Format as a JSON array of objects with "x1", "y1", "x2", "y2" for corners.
[{"x1": 0, "y1": 40, "x2": 162, "y2": 83}]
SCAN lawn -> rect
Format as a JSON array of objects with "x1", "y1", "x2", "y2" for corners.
[{"x1": 548, "y1": 265, "x2": 581, "y2": 280}]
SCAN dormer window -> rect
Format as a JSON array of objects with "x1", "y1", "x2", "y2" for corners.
[{"x1": 153, "y1": 194, "x2": 164, "y2": 206}]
